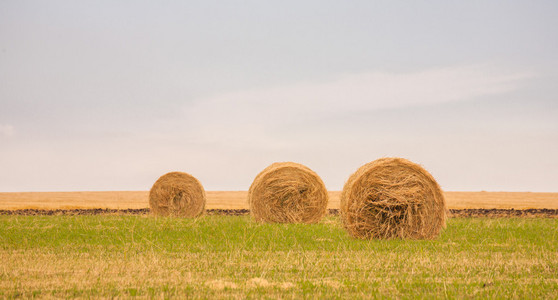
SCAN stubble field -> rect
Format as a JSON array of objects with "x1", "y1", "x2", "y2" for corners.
[{"x1": 1, "y1": 191, "x2": 557, "y2": 210}]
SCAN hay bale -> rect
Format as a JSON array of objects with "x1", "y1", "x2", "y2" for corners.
[
  {"x1": 341, "y1": 158, "x2": 446, "y2": 239},
  {"x1": 248, "y1": 162, "x2": 328, "y2": 223},
  {"x1": 149, "y1": 172, "x2": 205, "y2": 217}
]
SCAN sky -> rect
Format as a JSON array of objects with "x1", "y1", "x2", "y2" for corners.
[{"x1": 1, "y1": 1, "x2": 557, "y2": 192}]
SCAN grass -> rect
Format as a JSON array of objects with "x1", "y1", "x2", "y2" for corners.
[{"x1": 0, "y1": 215, "x2": 557, "y2": 299}]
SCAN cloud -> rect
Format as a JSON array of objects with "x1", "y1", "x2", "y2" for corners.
[
  {"x1": 182, "y1": 64, "x2": 534, "y2": 144},
  {"x1": 0, "y1": 124, "x2": 14, "y2": 137}
]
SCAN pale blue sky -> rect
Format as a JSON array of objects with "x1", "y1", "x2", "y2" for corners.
[{"x1": 1, "y1": 1, "x2": 557, "y2": 192}]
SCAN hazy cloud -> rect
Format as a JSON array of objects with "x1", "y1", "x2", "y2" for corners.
[{"x1": 183, "y1": 65, "x2": 534, "y2": 143}]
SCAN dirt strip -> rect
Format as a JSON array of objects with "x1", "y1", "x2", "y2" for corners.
[
  {"x1": 0, "y1": 208, "x2": 557, "y2": 218},
  {"x1": 447, "y1": 208, "x2": 558, "y2": 218}
]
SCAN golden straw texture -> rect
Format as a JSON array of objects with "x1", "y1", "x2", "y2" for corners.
[
  {"x1": 149, "y1": 172, "x2": 206, "y2": 217},
  {"x1": 341, "y1": 158, "x2": 446, "y2": 239},
  {"x1": 248, "y1": 162, "x2": 329, "y2": 223}
]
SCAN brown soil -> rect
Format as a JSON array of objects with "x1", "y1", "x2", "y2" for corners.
[
  {"x1": 1, "y1": 208, "x2": 556, "y2": 218},
  {"x1": 447, "y1": 208, "x2": 558, "y2": 218}
]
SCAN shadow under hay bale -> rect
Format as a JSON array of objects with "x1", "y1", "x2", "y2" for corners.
[
  {"x1": 341, "y1": 158, "x2": 446, "y2": 239},
  {"x1": 248, "y1": 162, "x2": 328, "y2": 223},
  {"x1": 149, "y1": 172, "x2": 206, "y2": 217}
]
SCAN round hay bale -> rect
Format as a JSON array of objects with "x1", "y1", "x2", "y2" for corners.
[
  {"x1": 149, "y1": 172, "x2": 206, "y2": 217},
  {"x1": 341, "y1": 158, "x2": 446, "y2": 239},
  {"x1": 248, "y1": 162, "x2": 329, "y2": 223}
]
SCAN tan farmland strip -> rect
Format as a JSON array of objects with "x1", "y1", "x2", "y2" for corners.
[{"x1": 0, "y1": 191, "x2": 557, "y2": 210}]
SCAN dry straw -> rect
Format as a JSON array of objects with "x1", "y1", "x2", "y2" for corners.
[
  {"x1": 341, "y1": 158, "x2": 446, "y2": 239},
  {"x1": 248, "y1": 162, "x2": 329, "y2": 223},
  {"x1": 149, "y1": 172, "x2": 206, "y2": 217}
]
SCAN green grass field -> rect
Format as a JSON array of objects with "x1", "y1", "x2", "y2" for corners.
[{"x1": 0, "y1": 215, "x2": 556, "y2": 298}]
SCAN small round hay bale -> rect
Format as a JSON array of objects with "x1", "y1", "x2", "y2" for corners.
[
  {"x1": 248, "y1": 162, "x2": 329, "y2": 223},
  {"x1": 341, "y1": 158, "x2": 446, "y2": 239},
  {"x1": 149, "y1": 172, "x2": 206, "y2": 217}
]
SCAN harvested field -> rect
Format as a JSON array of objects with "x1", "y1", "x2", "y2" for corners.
[{"x1": 0, "y1": 191, "x2": 557, "y2": 210}]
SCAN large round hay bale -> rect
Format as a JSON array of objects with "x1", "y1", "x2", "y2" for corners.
[
  {"x1": 248, "y1": 162, "x2": 329, "y2": 223},
  {"x1": 341, "y1": 158, "x2": 446, "y2": 239},
  {"x1": 149, "y1": 172, "x2": 206, "y2": 217}
]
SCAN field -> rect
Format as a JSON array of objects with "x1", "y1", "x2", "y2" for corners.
[
  {"x1": 1, "y1": 215, "x2": 557, "y2": 298},
  {"x1": 1, "y1": 192, "x2": 557, "y2": 298},
  {"x1": 1, "y1": 191, "x2": 558, "y2": 210}
]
